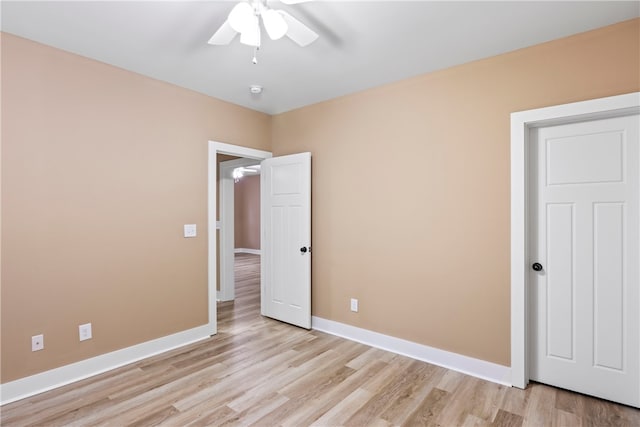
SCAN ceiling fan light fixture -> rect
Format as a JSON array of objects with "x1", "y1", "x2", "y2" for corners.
[
  {"x1": 262, "y1": 9, "x2": 288, "y2": 40},
  {"x1": 228, "y1": 2, "x2": 254, "y2": 33},
  {"x1": 208, "y1": 0, "x2": 319, "y2": 61}
]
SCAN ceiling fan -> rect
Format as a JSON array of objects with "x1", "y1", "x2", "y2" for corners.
[{"x1": 208, "y1": 0, "x2": 319, "y2": 52}]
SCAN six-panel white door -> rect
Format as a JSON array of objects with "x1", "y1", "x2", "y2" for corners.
[
  {"x1": 261, "y1": 152, "x2": 311, "y2": 329},
  {"x1": 530, "y1": 114, "x2": 639, "y2": 407}
]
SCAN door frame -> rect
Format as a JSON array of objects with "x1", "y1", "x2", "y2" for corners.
[
  {"x1": 510, "y1": 92, "x2": 640, "y2": 389},
  {"x1": 219, "y1": 157, "x2": 262, "y2": 302},
  {"x1": 208, "y1": 141, "x2": 272, "y2": 334}
]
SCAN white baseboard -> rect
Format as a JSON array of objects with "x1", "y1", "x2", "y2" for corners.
[
  {"x1": 0, "y1": 324, "x2": 212, "y2": 405},
  {"x1": 234, "y1": 248, "x2": 261, "y2": 255},
  {"x1": 311, "y1": 316, "x2": 511, "y2": 386}
]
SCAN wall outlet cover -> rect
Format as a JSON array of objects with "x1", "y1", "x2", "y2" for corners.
[
  {"x1": 32, "y1": 334, "x2": 44, "y2": 351},
  {"x1": 79, "y1": 323, "x2": 92, "y2": 341},
  {"x1": 184, "y1": 224, "x2": 197, "y2": 238}
]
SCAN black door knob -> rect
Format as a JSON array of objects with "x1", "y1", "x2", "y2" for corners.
[
  {"x1": 300, "y1": 247, "x2": 307, "y2": 253},
  {"x1": 532, "y1": 262, "x2": 543, "y2": 272}
]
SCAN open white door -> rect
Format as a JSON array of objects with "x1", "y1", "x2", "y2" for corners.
[{"x1": 261, "y1": 152, "x2": 311, "y2": 329}]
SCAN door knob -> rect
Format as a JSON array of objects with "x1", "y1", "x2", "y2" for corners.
[
  {"x1": 300, "y1": 247, "x2": 308, "y2": 253},
  {"x1": 532, "y1": 262, "x2": 543, "y2": 272}
]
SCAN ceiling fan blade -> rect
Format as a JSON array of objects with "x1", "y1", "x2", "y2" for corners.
[
  {"x1": 279, "y1": 0, "x2": 313, "y2": 4},
  {"x1": 262, "y1": 8, "x2": 288, "y2": 40},
  {"x1": 208, "y1": 20, "x2": 238, "y2": 45},
  {"x1": 278, "y1": 10, "x2": 318, "y2": 47}
]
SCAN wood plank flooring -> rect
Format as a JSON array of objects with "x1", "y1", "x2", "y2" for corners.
[{"x1": 2, "y1": 253, "x2": 639, "y2": 426}]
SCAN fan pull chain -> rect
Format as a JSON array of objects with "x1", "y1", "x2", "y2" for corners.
[{"x1": 252, "y1": 46, "x2": 259, "y2": 64}]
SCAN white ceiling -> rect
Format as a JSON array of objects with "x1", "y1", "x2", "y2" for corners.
[{"x1": 2, "y1": 1, "x2": 639, "y2": 115}]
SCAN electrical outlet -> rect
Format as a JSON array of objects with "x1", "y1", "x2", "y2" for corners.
[
  {"x1": 183, "y1": 224, "x2": 197, "y2": 238},
  {"x1": 79, "y1": 323, "x2": 92, "y2": 341},
  {"x1": 350, "y1": 298, "x2": 359, "y2": 313},
  {"x1": 32, "y1": 334, "x2": 44, "y2": 351}
]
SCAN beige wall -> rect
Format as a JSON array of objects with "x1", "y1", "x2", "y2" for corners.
[
  {"x1": 1, "y1": 34, "x2": 271, "y2": 382},
  {"x1": 271, "y1": 19, "x2": 640, "y2": 366},
  {"x1": 2, "y1": 19, "x2": 639, "y2": 385},
  {"x1": 234, "y1": 175, "x2": 260, "y2": 250}
]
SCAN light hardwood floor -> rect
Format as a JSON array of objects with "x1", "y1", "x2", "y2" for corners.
[{"x1": 2, "y1": 253, "x2": 639, "y2": 426}]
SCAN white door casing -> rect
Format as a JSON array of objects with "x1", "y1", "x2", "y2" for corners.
[
  {"x1": 510, "y1": 92, "x2": 640, "y2": 406},
  {"x1": 261, "y1": 152, "x2": 312, "y2": 329},
  {"x1": 529, "y1": 115, "x2": 639, "y2": 406}
]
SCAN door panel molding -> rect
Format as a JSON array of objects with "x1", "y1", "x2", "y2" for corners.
[{"x1": 510, "y1": 92, "x2": 640, "y2": 392}]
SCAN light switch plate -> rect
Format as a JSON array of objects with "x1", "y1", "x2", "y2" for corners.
[{"x1": 184, "y1": 224, "x2": 197, "y2": 238}]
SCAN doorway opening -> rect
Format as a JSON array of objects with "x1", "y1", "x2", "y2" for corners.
[
  {"x1": 219, "y1": 158, "x2": 261, "y2": 302},
  {"x1": 208, "y1": 141, "x2": 271, "y2": 335}
]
